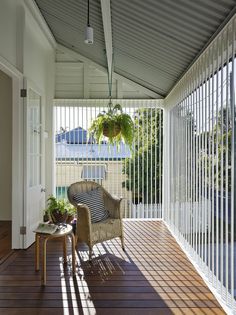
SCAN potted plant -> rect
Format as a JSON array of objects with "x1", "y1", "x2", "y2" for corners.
[
  {"x1": 89, "y1": 103, "x2": 134, "y2": 149},
  {"x1": 44, "y1": 196, "x2": 76, "y2": 224},
  {"x1": 66, "y1": 203, "x2": 77, "y2": 224}
]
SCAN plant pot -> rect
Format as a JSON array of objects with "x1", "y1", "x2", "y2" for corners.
[
  {"x1": 43, "y1": 212, "x2": 50, "y2": 222},
  {"x1": 66, "y1": 214, "x2": 74, "y2": 224},
  {"x1": 50, "y1": 209, "x2": 68, "y2": 224},
  {"x1": 103, "y1": 124, "x2": 121, "y2": 137}
]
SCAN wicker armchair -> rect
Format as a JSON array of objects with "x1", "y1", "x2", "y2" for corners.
[{"x1": 67, "y1": 181, "x2": 124, "y2": 260}]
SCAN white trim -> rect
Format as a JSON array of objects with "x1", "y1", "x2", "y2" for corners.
[
  {"x1": 24, "y1": 0, "x2": 57, "y2": 49},
  {"x1": 23, "y1": 78, "x2": 45, "y2": 248},
  {"x1": 0, "y1": 54, "x2": 24, "y2": 249},
  {"x1": 123, "y1": 218, "x2": 163, "y2": 221},
  {"x1": 100, "y1": 0, "x2": 113, "y2": 80},
  {"x1": 57, "y1": 44, "x2": 163, "y2": 99},
  {"x1": 0, "y1": 55, "x2": 22, "y2": 79},
  {"x1": 53, "y1": 98, "x2": 164, "y2": 108}
]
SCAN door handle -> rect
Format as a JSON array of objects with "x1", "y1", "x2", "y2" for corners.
[{"x1": 41, "y1": 188, "x2": 46, "y2": 193}]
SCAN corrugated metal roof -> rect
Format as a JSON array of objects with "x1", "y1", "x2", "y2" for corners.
[
  {"x1": 35, "y1": 0, "x2": 236, "y2": 97},
  {"x1": 35, "y1": 0, "x2": 106, "y2": 66}
]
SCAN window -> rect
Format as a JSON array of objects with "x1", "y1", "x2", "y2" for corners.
[{"x1": 81, "y1": 165, "x2": 106, "y2": 180}]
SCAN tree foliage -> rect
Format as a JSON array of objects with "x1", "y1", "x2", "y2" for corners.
[
  {"x1": 122, "y1": 108, "x2": 163, "y2": 204},
  {"x1": 198, "y1": 107, "x2": 232, "y2": 191}
]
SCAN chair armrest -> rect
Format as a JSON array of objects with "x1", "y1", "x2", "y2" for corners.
[
  {"x1": 75, "y1": 203, "x2": 92, "y2": 243},
  {"x1": 103, "y1": 192, "x2": 123, "y2": 219}
]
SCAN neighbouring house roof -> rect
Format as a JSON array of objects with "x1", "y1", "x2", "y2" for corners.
[
  {"x1": 56, "y1": 127, "x2": 90, "y2": 144},
  {"x1": 56, "y1": 143, "x2": 131, "y2": 161}
]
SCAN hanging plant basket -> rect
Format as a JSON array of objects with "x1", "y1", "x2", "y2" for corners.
[
  {"x1": 89, "y1": 103, "x2": 134, "y2": 149},
  {"x1": 103, "y1": 123, "x2": 121, "y2": 137}
]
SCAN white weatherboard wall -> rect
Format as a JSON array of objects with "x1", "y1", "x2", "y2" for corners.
[
  {"x1": 0, "y1": 70, "x2": 12, "y2": 221},
  {"x1": 0, "y1": 0, "x2": 56, "y2": 248},
  {"x1": 55, "y1": 49, "x2": 152, "y2": 99}
]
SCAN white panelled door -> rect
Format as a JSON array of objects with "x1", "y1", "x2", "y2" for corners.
[{"x1": 23, "y1": 83, "x2": 45, "y2": 248}]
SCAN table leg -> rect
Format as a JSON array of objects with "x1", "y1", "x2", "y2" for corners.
[
  {"x1": 71, "y1": 233, "x2": 76, "y2": 274},
  {"x1": 42, "y1": 237, "x2": 48, "y2": 286},
  {"x1": 35, "y1": 234, "x2": 40, "y2": 271},
  {"x1": 63, "y1": 235, "x2": 67, "y2": 263}
]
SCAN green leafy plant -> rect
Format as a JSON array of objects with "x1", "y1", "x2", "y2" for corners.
[
  {"x1": 44, "y1": 196, "x2": 76, "y2": 223},
  {"x1": 89, "y1": 103, "x2": 134, "y2": 149}
]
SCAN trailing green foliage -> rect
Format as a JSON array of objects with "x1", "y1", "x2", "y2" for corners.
[{"x1": 89, "y1": 103, "x2": 134, "y2": 149}]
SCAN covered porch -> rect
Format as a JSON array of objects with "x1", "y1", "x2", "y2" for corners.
[{"x1": 0, "y1": 0, "x2": 235, "y2": 314}]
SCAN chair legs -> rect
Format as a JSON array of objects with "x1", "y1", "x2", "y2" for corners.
[
  {"x1": 89, "y1": 246, "x2": 93, "y2": 261},
  {"x1": 120, "y1": 236, "x2": 125, "y2": 251}
]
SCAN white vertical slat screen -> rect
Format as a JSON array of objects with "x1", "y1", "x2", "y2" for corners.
[
  {"x1": 54, "y1": 99, "x2": 163, "y2": 219},
  {"x1": 164, "y1": 15, "x2": 236, "y2": 312}
]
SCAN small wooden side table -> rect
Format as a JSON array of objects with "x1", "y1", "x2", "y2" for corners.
[{"x1": 35, "y1": 224, "x2": 76, "y2": 285}]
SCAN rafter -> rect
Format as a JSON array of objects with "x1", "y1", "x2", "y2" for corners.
[{"x1": 100, "y1": 0, "x2": 113, "y2": 86}]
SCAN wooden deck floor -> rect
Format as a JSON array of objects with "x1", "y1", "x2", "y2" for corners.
[
  {"x1": 0, "y1": 221, "x2": 225, "y2": 315},
  {"x1": 0, "y1": 221, "x2": 12, "y2": 264}
]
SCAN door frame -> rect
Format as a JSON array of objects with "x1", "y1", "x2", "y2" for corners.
[
  {"x1": 0, "y1": 55, "x2": 24, "y2": 249},
  {"x1": 23, "y1": 79, "x2": 45, "y2": 248}
]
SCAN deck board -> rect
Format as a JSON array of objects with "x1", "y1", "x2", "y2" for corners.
[
  {"x1": 0, "y1": 220, "x2": 225, "y2": 315},
  {"x1": 0, "y1": 221, "x2": 12, "y2": 264}
]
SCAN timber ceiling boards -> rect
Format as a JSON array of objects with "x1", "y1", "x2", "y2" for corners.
[{"x1": 35, "y1": 0, "x2": 236, "y2": 98}]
